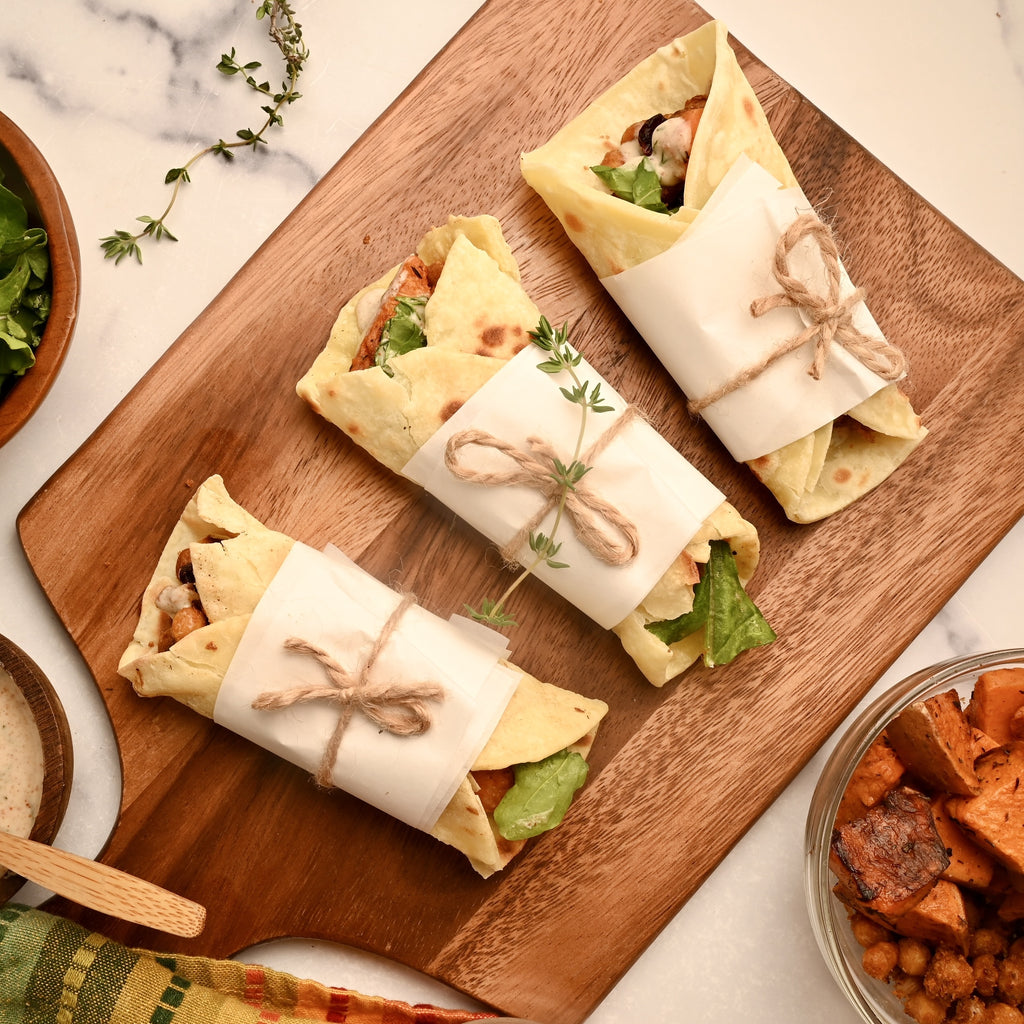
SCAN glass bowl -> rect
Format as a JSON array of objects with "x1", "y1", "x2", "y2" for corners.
[
  {"x1": 0, "y1": 109, "x2": 80, "y2": 447},
  {"x1": 804, "y1": 648, "x2": 1024, "y2": 1024}
]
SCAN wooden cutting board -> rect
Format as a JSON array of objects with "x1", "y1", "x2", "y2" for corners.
[{"x1": 18, "y1": 0, "x2": 1024, "y2": 1020}]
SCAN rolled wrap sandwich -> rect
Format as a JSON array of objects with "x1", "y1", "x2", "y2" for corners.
[
  {"x1": 296, "y1": 214, "x2": 775, "y2": 685},
  {"x1": 520, "y1": 20, "x2": 926, "y2": 523},
  {"x1": 117, "y1": 475, "x2": 609, "y2": 878}
]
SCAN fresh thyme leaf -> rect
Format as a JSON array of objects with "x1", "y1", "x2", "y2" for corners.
[
  {"x1": 464, "y1": 598, "x2": 517, "y2": 628},
  {"x1": 463, "y1": 318, "x2": 614, "y2": 626},
  {"x1": 645, "y1": 539, "x2": 776, "y2": 667},
  {"x1": 101, "y1": 0, "x2": 309, "y2": 265},
  {"x1": 493, "y1": 749, "x2": 590, "y2": 840}
]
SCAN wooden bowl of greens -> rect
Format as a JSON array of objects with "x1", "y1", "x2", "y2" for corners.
[{"x1": 0, "y1": 109, "x2": 80, "y2": 447}]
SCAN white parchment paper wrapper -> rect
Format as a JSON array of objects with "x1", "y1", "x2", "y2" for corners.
[
  {"x1": 402, "y1": 345, "x2": 725, "y2": 629},
  {"x1": 214, "y1": 542, "x2": 521, "y2": 832},
  {"x1": 601, "y1": 155, "x2": 895, "y2": 462}
]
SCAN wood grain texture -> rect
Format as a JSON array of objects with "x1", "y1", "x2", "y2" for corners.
[{"x1": 16, "y1": 1, "x2": 1024, "y2": 1020}]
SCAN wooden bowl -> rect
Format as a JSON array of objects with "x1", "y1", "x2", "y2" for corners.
[
  {"x1": 0, "y1": 109, "x2": 81, "y2": 448},
  {"x1": 0, "y1": 634, "x2": 74, "y2": 902}
]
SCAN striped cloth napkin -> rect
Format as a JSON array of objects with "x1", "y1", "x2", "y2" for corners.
[{"x1": 0, "y1": 904, "x2": 498, "y2": 1023}]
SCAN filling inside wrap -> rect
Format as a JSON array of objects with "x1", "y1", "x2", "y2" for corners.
[
  {"x1": 296, "y1": 214, "x2": 772, "y2": 685},
  {"x1": 117, "y1": 475, "x2": 608, "y2": 878},
  {"x1": 519, "y1": 19, "x2": 926, "y2": 523}
]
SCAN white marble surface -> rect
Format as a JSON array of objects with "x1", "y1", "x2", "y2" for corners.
[{"x1": 1, "y1": 1, "x2": 1022, "y2": 1021}]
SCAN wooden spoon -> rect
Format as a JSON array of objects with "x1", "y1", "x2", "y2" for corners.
[{"x1": 0, "y1": 829, "x2": 206, "y2": 937}]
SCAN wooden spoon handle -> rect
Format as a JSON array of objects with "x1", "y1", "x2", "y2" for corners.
[{"x1": 0, "y1": 830, "x2": 206, "y2": 937}]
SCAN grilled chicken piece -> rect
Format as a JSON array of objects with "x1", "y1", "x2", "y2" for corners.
[{"x1": 349, "y1": 254, "x2": 432, "y2": 371}]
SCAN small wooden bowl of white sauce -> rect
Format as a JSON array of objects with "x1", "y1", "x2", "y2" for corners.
[{"x1": 0, "y1": 634, "x2": 73, "y2": 902}]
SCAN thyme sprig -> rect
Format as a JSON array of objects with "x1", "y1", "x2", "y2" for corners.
[
  {"x1": 100, "y1": 0, "x2": 309, "y2": 265},
  {"x1": 466, "y1": 317, "x2": 614, "y2": 628}
]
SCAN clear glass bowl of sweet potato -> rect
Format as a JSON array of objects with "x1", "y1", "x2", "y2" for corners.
[{"x1": 806, "y1": 650, "x2": 1024, "y2": 1024}]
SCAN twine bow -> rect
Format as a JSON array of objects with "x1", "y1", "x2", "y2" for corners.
[
  {"x1": 251, "y1": 595, "x2": 446, "y2": 788},
  {"x1": 443, "y1": 406, "x2": 642, "y2": 568},
  {"x1": 687, "y1": 212, "x2": 907, "y2": 417}
]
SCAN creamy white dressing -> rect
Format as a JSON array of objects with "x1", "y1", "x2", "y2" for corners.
[
  {"x1": 0, "y1": 665, "x2": 45, "y2": 838},
  {"x1": 156, "y1": 582, "x2": 198, "y2": 616},
  {"x1": 612, "y1": 116, "x2": 693, "y2": 188},
  {"x1": 355, "y1": 285, "x2": 386, "y2": 335},
  {"x1": 650, "y1": 116, "x2": 693, "y2": 185}
]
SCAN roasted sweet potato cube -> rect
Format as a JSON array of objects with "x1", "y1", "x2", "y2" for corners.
[
  {"x1": 830, "y1": 786, "x2": 949, "y2": 918},
  {"x1": 886, "y1": 688, "x2": 980, "y2": 797},
  {"x1": 996, "y1": 888, "x2": 1024, "y2": 922},
  {"x1": 967, "y1": 668, "x2": 1024, "y2": 745},
  {"x1": 931, "y1": 794, "x2": 996, "y2": 889},
  {"x1": 887, "y1": 879, "x2": 973, "y2": 954},
  {"x1": 974, "y1": 727, "x2": 1002, "y2": 760},
  {"x1": 835, "y1": 731, "x2": 906, "y2": 826},
  {"x1": 947, "y1": 742, "x2": 1024, "y2": 874}
]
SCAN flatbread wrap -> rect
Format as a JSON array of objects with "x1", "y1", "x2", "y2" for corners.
[
  {"x1": 117, "y1": 475, "x2": 609, "y2": 878},
  {"x1": 296, "y1": 214, "x2": 775, "y2": 685},
  {"x1": 519, "y1": 20, "x2": 926, "y2": 523}
]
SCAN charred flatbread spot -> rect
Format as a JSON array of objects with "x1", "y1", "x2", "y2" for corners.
[
  {"x1": 565, "y1": 211, "x2": 585, "y2": 233},
  {"x1": 440, "y1": 399, "x2": 464, "y2": 422},
  {"x1": 480, "y1": 324, "x2": 509, "y2": 349},
  {"x1": 345, "y1": 422, "x2": 362, "y2": 436},
  {"x1": 833, "y1": 467, "x2": 853, "y2": 485},
  {"x1": 743, "y1": 96, "x2": 756, "y2": 121}
]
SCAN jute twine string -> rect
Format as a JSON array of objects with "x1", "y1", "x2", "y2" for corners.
[
  {"x1": 443, "y1": 405, "x2": 642, "y2": 569},
  {"x1": 251, "y1": 594, "x2": 446, "y2": 788},
  {"x1": 686, "y1": 213, "x2": 908, "y2": 417}
]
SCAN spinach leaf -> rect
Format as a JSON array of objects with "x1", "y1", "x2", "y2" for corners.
[
  {"x1": 493, "y1": 749, "x2": 589, "y2": 840},
  {"x1": 645, "y1": 539, "x2": 776, "y2": 667},
  {"x1": 591, "y1": 158, "x2": 671, "y2": 214},
  {"x1": 0, "y1": 172, "x2": 50, "y2": 392}
]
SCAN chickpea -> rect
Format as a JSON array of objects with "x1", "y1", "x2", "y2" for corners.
[
  {"x1": 903, "y1": 988, "x2": 950, "y2": 1024},
  {"x1": 850, "y1": 912, "x2": 893, "y2": 948},
  {"x1": 892, "y1": 971, "x2": 924, "y2": 1000},
  {"x1": 973, "y1": 952, "x2": 1000, "y2": 997},
  {"x1": 924, "y1": 947, "x2": 975, "y2": 1001},
  {"x1": 900, "y1": 938, "x2": 934, "y2": 976},
  {"x1": 985, "y1": 1004, "x2": 1024, "y2": 1024},
  {"x1": 862, "y1": 941, "x2": 899, "y2": 980},
  {"x1": 998, "y1": 953, "x2": 1024, "y2": 1005},
  {"x1": 973, "y1": 928, "x2": 1010, "y2": 958},
  {"x1": 950, "y1": 995, "x2": 986, "y2": 1023}
]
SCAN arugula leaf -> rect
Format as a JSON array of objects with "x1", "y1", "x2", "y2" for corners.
[
  {"x1": 493, "y1": 749, "x2": 589, "y2": 840},
  {"x1": 645, "y1": 539, "x2": 776, "y2": 667},
  {"x1": 0, "y1": 173, "x2": 50, "y2": 392},
  {"x1": 374, "y1": 294, "x2": 427, "y2": 377},
  {"x1": 591, "y1": 158, "x2": 671, "y2": 214}
]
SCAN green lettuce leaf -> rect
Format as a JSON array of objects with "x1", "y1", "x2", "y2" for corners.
[
  {"x1": 374, "y1": 294, "x2": 427, "y2": 377},
  {"x1": 591, "y1": 158, "x2": 670, "y2": 214},
  {"x1": 493, "y1": 749, "x2": 590, "y2": 840},
  {"x1": 644, "y1": 539, "x2": 776, "y2": 667}
]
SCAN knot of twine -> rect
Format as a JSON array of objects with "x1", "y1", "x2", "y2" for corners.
[
  {"x1": 251, "y1": 594, "x2": 446, "y2": 788},
  {"x1": 687, "y1": 212, "x2": 907, "y2": 417},
  {"x1": 443, "y1": 405, "x2": 642, "y2": 568}
]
